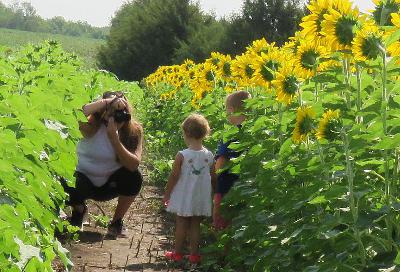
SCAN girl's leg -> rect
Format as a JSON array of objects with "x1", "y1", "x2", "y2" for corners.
[
  {"x1": 189, "y1": 216, "x2": 203, "y2": 255},
  {"x1": 175, "y1": 216, "x2": 190, "y2": 253}
]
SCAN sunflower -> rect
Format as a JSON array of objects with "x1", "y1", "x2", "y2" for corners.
[
  {"x1": 295, "y1": 38, "x2": 329, "y2": 78},
  {"x1": 283, "y1": 31, "x2": 307, "y2": 54},
  {"x1": 252, "y1": 47, "x2": 283, "y2": 89},
  {"x1": 206, "y1": 52, "x2": 232, "y2": 80},
  {"x1": 388, "y1": 13, "x2": 400, "y2": 59},
  {"x1": 321, "y1": 0, "x2": 361, "y2": 51},
  {"x1": 373, "y1": 0, "x2": 400, "y2": 26},
  {"x1": 292, "y1": 106, "x2": 316, "y2": 144},
  {"x1": 316, "y1": 109, "x2": 341, "y2": 141},
  {"x1": 352, "y1": 20, "x2": 384, "y2": 62},
  {"x1": 231, "y1": 53, "x2": 257, "y2": 87},
  {"x1": 272, "y1": 63, "x2": 304, "y2": 105},
  {"x1": 300, "y1": 0, "x2": 333, "y2": 38},
  {"x1": 247, "y1": 38, "x2": 276, "y2": 56}
]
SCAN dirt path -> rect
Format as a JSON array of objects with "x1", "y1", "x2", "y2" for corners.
[{"x1": 66, "y1": 185, "x2": 185, "y2": 272}]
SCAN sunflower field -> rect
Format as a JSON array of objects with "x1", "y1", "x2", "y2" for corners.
[{"x1": 143, "y1": 0, "x2": 400, "y2": 270}]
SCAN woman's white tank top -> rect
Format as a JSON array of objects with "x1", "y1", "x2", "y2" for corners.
[{"x1": 76, "y1": 124, "x2": 122, "y2": 187}]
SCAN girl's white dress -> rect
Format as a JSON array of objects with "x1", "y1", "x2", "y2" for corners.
[{"x1": 166, "y1": 148, "x2": 214, "y2": 217}]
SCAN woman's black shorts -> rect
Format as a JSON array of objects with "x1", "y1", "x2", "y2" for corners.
[{"x1": 65, "y1": 167, "x2": 143, "y2": 205}]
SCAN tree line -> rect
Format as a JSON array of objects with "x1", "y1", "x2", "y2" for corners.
[
  {"x1": 97, "y1": 0, "x2": 305, "y2": 81},
  {"x1": 0, "y1": 1, "x2": 108, "y2": 39}
]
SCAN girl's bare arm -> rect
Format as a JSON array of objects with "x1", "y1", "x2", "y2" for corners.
[{"x1": 163, "y1": 152, "x2": 184, "y2": 201}]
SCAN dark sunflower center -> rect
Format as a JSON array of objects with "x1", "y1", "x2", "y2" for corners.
[
  {"x1": 206, "y1": 70, "x2": 214, "y2": 82},
  {"x1": 212, "y1": 58, "x2": 220, "y2": 66},
  {"x1": 223, "y1": 62, "x2": 231, "y2": 77},
  {"x1": 317, "y1": 9, "x2": 328, "y2": 33},
  {"x1": 245, "y1": 64, "x2": 255, "y2": 78},
  {"x1": 335, "y1": 16, "x2": 358, "y2": 46},
  {"x1": 373, "y1": 1, "x2": 400, "y2": 26},
  {"x1": 361, "y1": 36, "x2": 382, "y2": 60},
  {"x1": 259, "y1": 48, "x2": 269, "y2": 56},
  {"x1": 301, "y1": 50, "x2": 319, "y2": 69},
  {"x1": 299, "y1": 116, "x2": 314, "y2": 135},
  {"x1": 261, "y1": 60, "x2": 279, "y2": 81},
  {"x1": 324, "y1": 119, "x2": 341, "y2": 141},
  {"x1": 189, "y1": 71, "x2": 195, "y2": 79},
  {"x1": 283, "y1": 75, "x2": 299, "y2": 95}
]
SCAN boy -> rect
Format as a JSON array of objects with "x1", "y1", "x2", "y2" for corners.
[{"x1": 213, "y1": 90, "x2": 250, "y2": 229}]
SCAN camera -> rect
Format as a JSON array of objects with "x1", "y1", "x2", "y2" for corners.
[{"x1": 114, "y1": 109, "x2": 131, "y2": 123}]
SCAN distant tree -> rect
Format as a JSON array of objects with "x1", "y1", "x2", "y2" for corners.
[
  {"x1": 222, "y1": 0, "x2": 305, "y2": 55},
  {"x1": 0, "y1": 2, "x2": 13, "y2": 27},
  {"x1": 172, "y1": 16, "x2": 228, "y2": 63},
  {"x1": 97, "y1": 0, "x2": 212, "y2": 81}
]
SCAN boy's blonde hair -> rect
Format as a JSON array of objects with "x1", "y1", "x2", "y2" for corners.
[
  {"x1": 225, "y1": 91, "x2": 251, "y2": 112},
  {"x1": 182, "y1": 114, "x2": 210, "y2": 139}
]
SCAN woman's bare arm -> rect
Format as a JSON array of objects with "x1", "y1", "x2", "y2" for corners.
[
  {"x1": 107, "y1": 120, "x2": 143, "y2": 171},
  {"x1": 82, "y1": 99, "x2": 108, "y2": 117}
]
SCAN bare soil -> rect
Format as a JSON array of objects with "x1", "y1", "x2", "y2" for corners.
[{"x1": 63, "y1": 185, "x2": 191, "y2": 272}]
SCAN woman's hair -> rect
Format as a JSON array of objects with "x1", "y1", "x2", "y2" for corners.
[
  {"x1": 225, "y1": 90, "x2": 251, "y2": 112},
  {"x1": 181, "y1": 114, "x2": 210, "y2": 140},
  {"x1": 87, "y1": 91, "x2": 142, "y2": 152}
]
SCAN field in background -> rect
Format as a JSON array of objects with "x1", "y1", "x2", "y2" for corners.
[{"x1": 0, "y1": 27, "x2": 104, "y2": 68}]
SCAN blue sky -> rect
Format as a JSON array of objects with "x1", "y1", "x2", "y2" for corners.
[{"x1": 1, "y1": 0, "x2": 375, "y2": 27}]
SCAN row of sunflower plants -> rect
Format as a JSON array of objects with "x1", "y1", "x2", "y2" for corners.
[
  {"x1": 0, "y1": 41, "x2": 142, "y2": 271},
  {"x1": 143, "y1": 0, "x2": 400, "y2": 270}
]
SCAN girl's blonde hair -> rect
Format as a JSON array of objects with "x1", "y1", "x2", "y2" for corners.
[
  {"x1": 82, "y1": 91, "x2": 142, "y2": 152},
  {"x1": 181, "y1": 114, "x2": 210, "y2": 139}
]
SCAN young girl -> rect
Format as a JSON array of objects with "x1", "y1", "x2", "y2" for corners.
[{"x1": 163, "y1": 113, "x2": 216, "y2": 264}]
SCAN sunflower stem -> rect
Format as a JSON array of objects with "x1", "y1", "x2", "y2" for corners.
[
  {"x1": 381, "y1": 49, "x2": 393, "y2": 249},
  {"x1": 298, "y1": 89, "x2": 303, "y2": 106},
  {"x1": 278, "y1": 102, "x2": 284, "y2": 145},
  {"x1": 342, "y1": 130, "x2": 366, "y2": 264},
  {"x1": 344, "y1": 57, "x2": 352, "y2": 109},
  {"x1": 315, "y1": 138, "x2": 327, "y2": 180},
  {"x1": 355, "y1": 64, "x2": 363, "y2": 124},
  {"x1": 314, "y1": 66, "x2": 319, "y2": 102}
]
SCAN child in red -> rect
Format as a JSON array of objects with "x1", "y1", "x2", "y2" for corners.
[{"x1": 213, "y1": 91, "x2": 250, "y2": 230}]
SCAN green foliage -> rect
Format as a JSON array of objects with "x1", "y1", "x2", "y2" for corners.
[
  {"x1": 0, "y1": 27, "x2": 104, "y2": 68},
  {"x1": 142, "y1": 51, "x2": 400, "y2": 271},
  {"x1": 172, "y1": 17, "x2": 228, "y2": 63},
  {"x1": 97, "y1": 0, "x2": 214, "y2": 81},
  {"x1": 98, "y1": 0, "x2": 304, "y2": 81},
  {"x1": 0, "y1": 1, "x2": 108, "y2": 39},
  {"x1": 0, "y1": 41, "x2": 142, "y2": 270},
  {"x1": 222, "y1": 0, "x2": 305, "y2": 55}
]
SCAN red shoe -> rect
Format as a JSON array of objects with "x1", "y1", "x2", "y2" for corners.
[
  {"x1": 188, "y1": 254, "x2": 201, "y2": 264},
  {"x1": 165, "y1": 251, "x2": 183, "y2": 261}
]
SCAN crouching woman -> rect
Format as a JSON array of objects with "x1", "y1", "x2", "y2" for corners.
[{"x1": 64, "y1": 91, "x2": 143, "y2": 237}]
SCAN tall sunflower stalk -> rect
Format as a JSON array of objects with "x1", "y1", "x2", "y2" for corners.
[
  {"x1": 355, "y1": 64, "x2": 363, "y2": 124},
  {"x1": 343, "y1": 57, "x2": 353, "y2": 109},
  {"x1": 380, "y1": 46, "x2": 393, "y2": 249},
  {"x1": 342, "y1": 129, "x2": 366, "y2": 265}
]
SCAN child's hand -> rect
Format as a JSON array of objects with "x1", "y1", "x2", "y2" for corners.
[{"x1": 162, "y1": 195, "x2": 170, "y2": 208}]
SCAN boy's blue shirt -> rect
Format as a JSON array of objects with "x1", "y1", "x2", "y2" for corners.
[
  {"x1": 215, "y1": 126, "x2": 242, "y2": 195},
  {"x1": 215, "y1": 139, "x2": 240, "y2": 160}
]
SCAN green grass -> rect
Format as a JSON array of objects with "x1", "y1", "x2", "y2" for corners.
[{"x1": 0, "y1": 27, "x2": 104, "y2": 68}]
